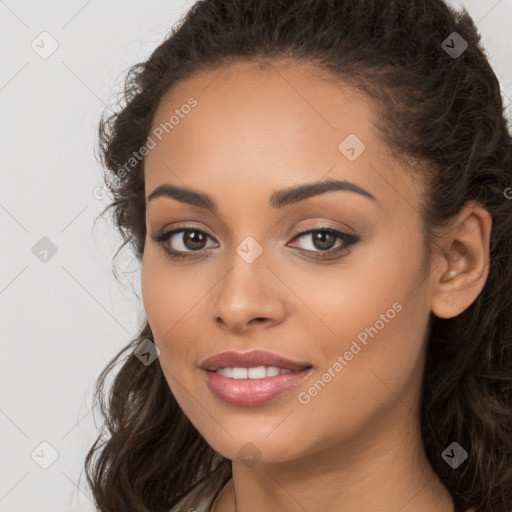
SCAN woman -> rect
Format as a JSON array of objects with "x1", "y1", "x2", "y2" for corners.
[{"x1": 84, "y1": 1, "x2": 512, "y2": 511}]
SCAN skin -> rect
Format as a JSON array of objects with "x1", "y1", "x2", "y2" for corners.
[{"x1": 140, "y1": 59, "x2": 489, "y2": 512}]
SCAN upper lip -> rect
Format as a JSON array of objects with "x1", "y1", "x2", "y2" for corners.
[{"x1": 200, "y1": 350, "x2": 312, "y2": 372}]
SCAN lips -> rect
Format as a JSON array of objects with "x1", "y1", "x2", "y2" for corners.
[
  {"x1": 200, "y1": 349, "x2": 312, "y2": 372},
  {"x1": 204, "y1": 367, "x2": 313, "y2": 406}
]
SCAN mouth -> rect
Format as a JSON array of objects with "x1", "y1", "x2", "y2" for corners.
[{"x1": 200, "y1": 350, "x2": 314, "y2": 406}]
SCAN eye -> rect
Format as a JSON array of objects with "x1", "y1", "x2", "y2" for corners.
[
  {"x1": 151, "y1": 227, "x2": 217, "y2": 259},
  {"x1": 287, "y1": 226, "x2": 359, "y2": 259},
  {"x1": 151, "y1": 224, "x2": 359, "y2": 261}
]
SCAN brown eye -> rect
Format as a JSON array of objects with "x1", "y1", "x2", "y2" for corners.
[
  {"x1": 152, "y1": 228, "x2": 217, "y2": 260},
  {"x1": 288, "y1": 227, "x2": 359, "y2": 259}
]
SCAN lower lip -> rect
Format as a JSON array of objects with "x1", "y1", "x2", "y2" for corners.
[{"x1": 203, "y1": 367, "x2": 313, "y2": 406}]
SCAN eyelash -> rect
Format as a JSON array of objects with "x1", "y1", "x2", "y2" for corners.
[{"x1": 151, "y1": 224, "x2": 359, "y2": 261}]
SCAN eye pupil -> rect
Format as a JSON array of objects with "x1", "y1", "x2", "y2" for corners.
[
  {"x1": 312, "y1": 231, "x2": 336, "y2": 250},
  {"x1": 184, "y1": 230, "x2": 207, "y2": 250}
]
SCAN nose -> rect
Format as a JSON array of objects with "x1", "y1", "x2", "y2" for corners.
[{"x1": 211, "y1": 250, "x2": 287, "y2": 334}]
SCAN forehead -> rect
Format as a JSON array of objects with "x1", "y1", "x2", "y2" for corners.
[{"x1": 144, "y1": 59, "x2": 422, "y2": 211}]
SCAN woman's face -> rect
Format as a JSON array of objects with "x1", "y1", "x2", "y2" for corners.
[{"x1": 141, "y1": 59, "x2": 433, "y2": 466}]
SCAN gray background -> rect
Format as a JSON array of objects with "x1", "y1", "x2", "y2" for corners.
[{"x1": 1, "y1": 1, "x2": 511, "y2": 510}]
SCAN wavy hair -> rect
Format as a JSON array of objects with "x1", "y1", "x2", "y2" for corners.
[{"x1": 84, "y1": 1, "x2": 512, "y2": 510}]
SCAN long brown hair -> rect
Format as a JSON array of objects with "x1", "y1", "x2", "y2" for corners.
[{"x1": 84, "y1": 1, "x2": 512, "y2": 510}]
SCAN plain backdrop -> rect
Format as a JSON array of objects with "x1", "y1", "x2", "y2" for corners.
[{"x1": 1, "y1": 1, "x2": 511, "y2": 510}]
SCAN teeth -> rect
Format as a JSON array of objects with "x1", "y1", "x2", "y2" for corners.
[
  {"x1": 248, "y1": 366, "x2": 265, "y2": 379},
  {"x1": 232, "y1": 367, "x2": 247, "y2": 379},
  {"x1": 217, "y1": 367, "x2": 234, "y2": 378},
  {"x1": 216, "y1": 366, "x2": 294, "y2": 379}
]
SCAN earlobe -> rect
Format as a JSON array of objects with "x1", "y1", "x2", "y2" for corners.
[{"x1": 430, "y1": 201, "x2": 492, "y2": 319}]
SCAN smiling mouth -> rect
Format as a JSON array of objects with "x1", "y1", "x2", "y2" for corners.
[{"x1": 203, "y1": 366, "x2": 314, "y2": 406}]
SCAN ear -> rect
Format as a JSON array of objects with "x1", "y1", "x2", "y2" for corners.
[{"x1": 430, "y1": 200, "x2": 492, "y2": 319}]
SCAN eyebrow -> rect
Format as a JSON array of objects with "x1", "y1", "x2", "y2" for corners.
[{"x1": 146, "y1": 178, "x2": 378, "y2": 210}]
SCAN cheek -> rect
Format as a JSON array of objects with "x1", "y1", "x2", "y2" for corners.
[
  {"x1": 141, "y1": 248, "x2": 207, "y2": 343},
  {"x1": 290, "y1": 233, "x2": 429, "y2": 402},
  {"x1": 289, "y1": 290, "x2": 428, "y2": 456},
  {"x1": 284, "y1": 232, "x2": 424, "y2": 344},
  {"x1": 140, "y1": 252, "x2": 206, "y2": 413},
  {"x1": 140, "y1": 247, "x2": 217, "y2": 408},
  {"x1": 141, "y1": 251, "x2": 170, "y2": 335}
]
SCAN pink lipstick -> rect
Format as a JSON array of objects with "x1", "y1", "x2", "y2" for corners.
[{"x1": 200, "y1": 350, "x2": 313, "y2": 406}]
